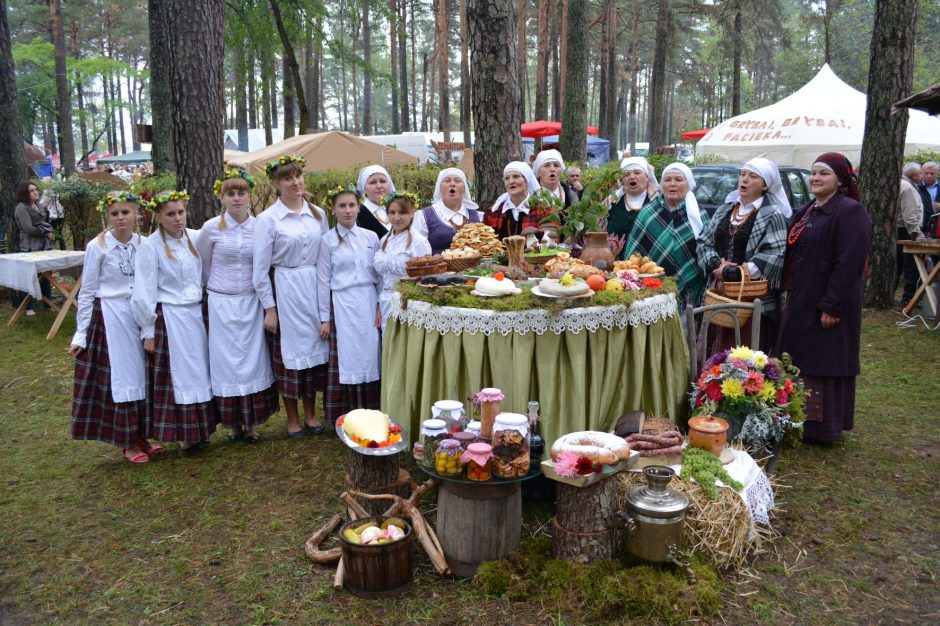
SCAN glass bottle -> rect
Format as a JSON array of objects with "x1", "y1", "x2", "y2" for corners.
[{"x1": 528, "y1": 401, "x2": 545, "y2": 464}]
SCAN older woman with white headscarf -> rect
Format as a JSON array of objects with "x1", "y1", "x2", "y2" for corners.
[
  {"x1": 624, "y1": 162, "x2": 707, "y2": 308},
  {"x1": 532, "y1": 149, "x2": 579, "y2": 209},
  {"x1": 412, "y1": 167, "x2": 482, "y2": 254},
  {"x1": 695, "y1": 157, "x2": 790, "y2": 350},
  {"x1": 607, "y1": 156, "x2": 659, "y2": 257},
  {"x1": 483, "y1": 161, "x2": 556, "y2": 239},
  {"x1": 356, "y1": 165, "x2": 397, "y2": 238}
]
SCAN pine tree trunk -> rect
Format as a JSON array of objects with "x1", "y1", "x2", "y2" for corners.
[
  {"x1": 49, "y1": 0, "x2": 75, "y2": 174},
  {"x1": 166, "y1": 0, "x2": 224, "y2": 227},
  {"x1": 127, "y1": 73, "x2": 140, "y2": 152},
  {"x1": 390, "y1": 0, "x2": 400, "y2": 134},
  {"x1": 599, "y1": 0, "x2": 610, "y2": 144},
  {"x1": 312, "y1": 13, "x2": 323, "y2": 130},
  {"x1": 269, "y1": 0, "x2": 308, "y2": 134},
  {"x1": 410, "y1": 0, "x2": 418, "y2": 131},
  {"x1": 515, "y1": 0, "x2": 527, "y2": 119},
  {"x1": 363, "y1": 0, "x2": 373, "y2": 134},
  {"x1": 859, "y1": 0, "x2": 917, "y2": 308},
  {"x1": 549, "y1": 0, "x2": 559, "y2": 120},
  {"x1": 248, "y1": 52, "x2": 258, "y2": 129},
  {"x1": 731, "y1": 3, "x2": 742, "y2": 116},
  {"x1": 282, "y1": 55, "x2": 295, "y2": 139},
  {"x1": 535, "y1": 0, "x2": 549, "y2": 121},
  {"x1": 437, "y1": 0, "x2": 449, "y2": 141},
  {"x1": 647, "y1": 0, "x2": 669, "y2": 153},
  {"x1": 235, "y1": 45, "x2": 249, "y2": 151},
  {"x1": 558, "y1": 0, "x2": 568, "y2": 118},
  {"x1": 270, "y1": 71, "x2": 278, "y2": 129},
  {"x1": 70, "y1": 23, "x2": 90, "y2": 167},
  {"x1": 398, "y1": 0, "x2": 409, "y2": 131},
  {"x1": 460, "y1": 0, "x2": 471, "y2": 146},
  {"x1": 467, "y1": 0, "x2": 523, "y2": 206},
  {"x1": 604, "y1": 0, "x2": 617, "y2": 159},
  {"x1": 149, "y1": 0, "x2": 176, "y2": 174},
  {"x1": 116, "y1": 68, "x2": 127, "y2": 154},
  {"x1": 0, "y1": 0, "x2": 29, "y2": 247},
  {"x1": 351, "y1": 18, "x2": 360, "y2": 134},
  {"x1": 558, "y1": 0, "x2": 586, "y2": 162},
  {"x1": 262, "y1": 53, "x2": 273, "y2": 144}
]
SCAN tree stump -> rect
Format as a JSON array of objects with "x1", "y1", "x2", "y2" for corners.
[
  {"x1": 551, "y1": 476, "x2": 620, "y2": 563},
  {"x1": 344, "y1": 450, "x2": 411, "y2": 516}
]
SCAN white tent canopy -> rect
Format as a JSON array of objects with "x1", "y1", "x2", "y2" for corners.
[{"x1": 696, "y1": 64, "x2": 940, "y2": 168}]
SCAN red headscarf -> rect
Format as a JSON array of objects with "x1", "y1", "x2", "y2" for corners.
[{"x1": 813, "y1": 152, "x2": 860, "y2": 201}]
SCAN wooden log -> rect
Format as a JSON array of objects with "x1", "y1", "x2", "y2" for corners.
[
  {"x1": 304, "y1": 513, "x2": 343, "y2": 564},
  {"x1": 344, "y1": 450, "x2": 412, "y2": 515},
  {"x1": 550, "y1": 517, "x2": 620, "y2": 564}
]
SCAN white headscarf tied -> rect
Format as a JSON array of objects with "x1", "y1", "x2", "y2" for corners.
[
  {"x1": 723, "y1": 157, "x2": 793, "y2": 219},
  {"x1": 615, "y1": 156, "x2": 659, "y2": 200},
  {"x1": 432, "y1": 167, "x2": 479, "y2": 214},
  {"x1": 493, "y1": 161, "x2": 541, "y2": 214},
  {"x1": 357, "y1": 165, "x2": 397, "y2": 201},
  {"x1": 661, "y1": 162, "x2": 704, "y2": 238},
  {"x1": 531, "y1": 150, "x2": 565, "y2": 180}
]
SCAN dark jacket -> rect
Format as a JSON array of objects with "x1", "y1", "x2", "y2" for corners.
[
  {"x1": 14, "y1": 202, "x2": 53, "y2": 252},
  {"x1": 356, "y1": 204, "x2": 390, "y2": 239},
  {"x1": 917, "y1": 184, "x2": 935, "y2": 232},
  {"x1": 779, "y1": 193, "x2": 871, "y2": 378}
]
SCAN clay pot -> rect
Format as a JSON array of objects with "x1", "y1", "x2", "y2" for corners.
[
  {"x1": 687, "y1": 415, "x2": 729, "y2": 455},
  {"x1": 578, "y1": 232, "x2": 615, "y2": 271}
]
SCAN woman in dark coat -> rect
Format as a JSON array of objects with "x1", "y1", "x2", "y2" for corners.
[{"x1": 777, "y1": 152, "x2": 870, "y2": 444}]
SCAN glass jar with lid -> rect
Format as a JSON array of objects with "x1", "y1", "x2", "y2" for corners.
[
  {"x1": 491, "y1": 413, "x2": 530, "y2": 478},
  {"x1": 461, "y1": 442, "x2": 494, "y2": 481},
  {"x1": 420, "y1": 419, "x2": 447, "y2": 468},
  {"x1": 434, "y1": 438, "x2": 463, "y2": 476}
]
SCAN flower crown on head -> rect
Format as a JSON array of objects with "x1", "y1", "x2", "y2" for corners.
[
  {"x1": 96, "y1": 191, "x2": 147, "y2": 214},
  {"x1": 382, "y1": 190, "x2": 420, "y2": 208},
  {"x1": 213, "y1": 169, "x2": 256, "y2": 196},
  {"x1": 323, "y1": 184, "x2": 360, "y2": 207},
  {"x1": 147, "y1": 190, "x2": 190, "y2": 211},
  {"x1": 265, "y1": 154, "x2": 306, "y2": 177}
]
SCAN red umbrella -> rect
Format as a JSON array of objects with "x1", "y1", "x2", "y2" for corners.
[
  {"x1": 681, "y1": 128, "x2": 711, "y2": 141},
  {"x1": 522, "y1": 120, "x2": 602, "y2": 138},
  {"x1": 586, "y1": 126, "x2": 599, "y2": 136}
]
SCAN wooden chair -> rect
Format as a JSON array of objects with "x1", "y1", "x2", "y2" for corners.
[{"x1": 685, "y1": 299, "x2": 762, "y2": 381}]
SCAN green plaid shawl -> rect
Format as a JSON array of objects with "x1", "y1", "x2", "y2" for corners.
[{"x1": 624, "y1": 195, "x2": 707, "y2": 307}]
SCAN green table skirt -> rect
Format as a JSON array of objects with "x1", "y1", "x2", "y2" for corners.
[{"x1": 381, "y1": 309, "x2": 691, "y2": 449}]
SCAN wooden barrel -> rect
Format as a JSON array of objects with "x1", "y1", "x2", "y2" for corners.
[
  {"x1": 340, "y1": 516, "x2": 414, "y2": 598},
  {"x1": 436, "y1": 480, "x2": 522, "y2": 577}
]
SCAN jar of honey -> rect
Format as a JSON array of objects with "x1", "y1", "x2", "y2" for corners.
[{"x1": 461, "y1": 442, "x2": 494, "y2": 481}]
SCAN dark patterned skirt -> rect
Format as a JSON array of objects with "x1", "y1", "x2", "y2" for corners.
[
  {"x1": 214, "y1": 385, "x2": 280, "y2": 429},
  {"x1": 71, "y1": 299, "x2": 149, "y2": 447},
  {"x1": 802, "y1": 375, "x2": 856, "y2": 443},
  {"x1": 148, "y1": 305, "x2": 217, "y2": 444},
  {"x1": 324, "y1": 321, "x2": 381, "y2": 422},
  {"x1": 267, "y1": 327, "x2": 327, "y2": 400}
]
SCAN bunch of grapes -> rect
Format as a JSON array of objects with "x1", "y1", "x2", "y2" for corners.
[{"x1": 680, "y1": 447, "x2": 743, "y2": 500}]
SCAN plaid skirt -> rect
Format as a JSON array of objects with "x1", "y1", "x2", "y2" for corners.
[
  {"x1": 71, "y1": 299, "x2": 149, "y2": 447},
  {"x1": 267, "y1": 328, "x2": 327, "y2": 400},
  {"x1": 324, "y1": 321, "x2": 381, "y2": 422},
  {"x1": 802, "y1": 375, "x2": 856, "y2": 443},
  {"x1": 148, "y1": 305, "x2": 217, "y2": 444},
  {"x1": 214, "y1": 385, "x2": 280, "y2": 429}
]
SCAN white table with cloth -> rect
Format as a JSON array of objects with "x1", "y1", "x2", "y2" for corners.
[
  {"x1": 380, "y1": 291, "x2": 691, "y2": 449},
  {"x1": 0, "y1": 250, "x2": 85, "y2": 339}
]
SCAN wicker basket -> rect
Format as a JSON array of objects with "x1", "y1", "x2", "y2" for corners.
[
  {"x1": 720, "y1": 266, "x2": 768, "y2": 299},
  {"x1": 703, "y1": 289, "x2": 753, "y2": 329},
  {"x1": 524, "y1": 253, "x2": 558, "y2": 267},
  {"x1": 406, "y1": 262, "x2": 448, "y2": 278},
  {"x1": 444, "y1": 254, "x2": 482, "y2": 272}
]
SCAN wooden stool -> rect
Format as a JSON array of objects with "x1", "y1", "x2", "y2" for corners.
[
  {"x1": 551, "y1": 476, "x2": 621, "y2": 563},
  {"x1": 344, "y1": 450, "x2": 412, "y2": 516}
]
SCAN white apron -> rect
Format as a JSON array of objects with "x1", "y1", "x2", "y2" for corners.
[
  {"x1": 334, "y1": 284, "x2": 381, "y2": 384},
  {"x1": 100, "y1": 297, "x2": 147, "y2": 402},
  {"x1": 378, "y1": 289, "x2": 394, "y2": 333},
  {"x1": 162, "y1": 302, "x2": 212, "y2": 404},
  {"x1": 274, "y1": 265, "x2": 328, "y2": 370},
  {"x1": 207, "y1": 291, "x2": 275, "y2": 397}
]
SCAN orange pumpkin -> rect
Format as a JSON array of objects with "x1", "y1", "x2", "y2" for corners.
[{"x1": 586, "y1": 274, "x2": 607, "y2": 292}]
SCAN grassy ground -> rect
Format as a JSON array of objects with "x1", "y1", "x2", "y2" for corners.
[{"x1": 0, "y1": 304, "x2": 938, "y2": 625}]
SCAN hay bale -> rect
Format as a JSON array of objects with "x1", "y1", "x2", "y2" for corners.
[{"x1": 616, "y1": 472, "x2": 776, "y2": 570}]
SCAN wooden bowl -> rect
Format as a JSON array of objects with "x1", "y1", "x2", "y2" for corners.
[{"x1": 406, "y1": 262, "x2": 448, "y2": 278}]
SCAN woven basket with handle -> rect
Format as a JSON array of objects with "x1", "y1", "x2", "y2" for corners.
[
  {"x1": 703, "y1": 267, "x2": 765, "y2": 329},
  {"x1": 720, "y1": 265, "x2": 769, "y2": 299},
  {"x1": 444, "y1": 254, "x2": 482, "y2": 272}
]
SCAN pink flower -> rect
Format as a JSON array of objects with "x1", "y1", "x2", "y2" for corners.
[
  {"x1": 784, "y1": 378, "x2": 795, "y2": 393},
  {"x1": 554, "y1": 451, "x2": 581, "y2": 477},
  {"x1": 743, "y1": 371, "x2": 764, "y2": 394},
  {"x1": 776, "y1": 390, "x2": 789, "y2": 405}
]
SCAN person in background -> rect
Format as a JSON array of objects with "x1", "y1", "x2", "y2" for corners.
[
  {"x1": 356, "y1": 165, "x2": 397, "y2": 238},
  {"x1": 606, "y1": 157, "x2": 659, "y2": 258},
  {"x1": 411, "y1": 168, "x2": 480, "y2": 254},
  {"x1": 483, "y1": 161, "x2": 552, "y2": 239},
  {"x1": 778, "y1": 152, "x2": 870, "y2": 445},
  {"x1": 13, "y1": 181, "x2": 54, "y2": 316},
  {"x1": 531, "y1": 149, "x2": 579, "y2": 210},
  {"x1": 565, "y1": 166, "x2": 585, "y2": 199},
  {"x1": 919, "y1": 161, "x2": 939, "y2": 237},
  {"x1": 896, "y1": 162, "x2": 924, "y2": 303},
  {"x1": 39, "y1": 179, "x2": 66, "y2": 250}
]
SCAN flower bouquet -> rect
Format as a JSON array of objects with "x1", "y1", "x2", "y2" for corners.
[{"x1": 690, "y1": 346, "x2": 807, "y2": 455}]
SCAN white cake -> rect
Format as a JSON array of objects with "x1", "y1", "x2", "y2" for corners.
[
  {"x1": 539, "y1": 278, "x2": 592, "y2": 297},
  {"x1": 343, "y1": 409, "x2": 390, "y2": 442},
  {"x1": 475, "y1": 276, "x2": 518, "y2": 296}
]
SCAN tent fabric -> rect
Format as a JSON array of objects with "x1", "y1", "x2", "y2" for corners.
[
  {"x1": 231, "y1": 131, "x2": 418, "y2": 175},
  {"x1": 696, "y1": 64, "x2": 940, "y2": 169},
  {"x1": 521, "y1": 135, "x2": 612, "y2": 167},
  {"x1": 223, "y1": 149, "x2": 249, "y2": 163},
  {"x1": 681, "y1": 128, "x2": 711, "y2": 141},
  {"x1": 521, "y1": 121, "x2": 600, "y2": 138},
  {"x1": 96, "y1": 150, "x2": 152, "y2": 165}
]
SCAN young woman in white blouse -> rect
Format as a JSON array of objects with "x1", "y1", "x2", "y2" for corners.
[
  {"x1": 253, "y1": 156, "x2": 330, "y2": 439},
  {"x1": 196, "y1": 169, "x2": 278, "y2": 444},
  {"x1": 133, "y1": 191, "x2": 215, "y2": 453},
  {"x1": 373, "y1": 191, "x2": 431, "y2": 330},
  {"x1": 69, "y1": 192, "x2": 157, "y2": 463},
  {"x1": 355, "y1": 165, "x2": 397, "y2": 239},
  {"x1": 318, "y1": 185, "x2": 382, "y2": 422}
]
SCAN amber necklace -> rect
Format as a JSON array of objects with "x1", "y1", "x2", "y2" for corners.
[{"x1": 728, "y1": 203, "x2": 757, "y2": 237}]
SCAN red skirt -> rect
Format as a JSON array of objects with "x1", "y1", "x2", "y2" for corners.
[
  {"x1": 214, "y1": 385, "x2": 280, "y2": 429},
  {"x1": 148, "y1": 305, "x2": 217, "y2": 444},
  {"x1": 324, "y1": 320, "x2": 381, "y2": 422},
  {"x1": 71, "y1": 299, "x2": 149, "y2": 447},
  {"x1": 267, "y1": 327, "x2": 327, "y2": 400}
]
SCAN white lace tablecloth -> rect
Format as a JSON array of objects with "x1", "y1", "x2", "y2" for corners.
[
  {"x1": 0, "y1": 250, "x2": 85, "y2": 298},
  {"x1": 388, "y1": 291, "x2": 678, "y2": 336}
]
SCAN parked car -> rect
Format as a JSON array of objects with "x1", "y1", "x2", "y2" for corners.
[{"x1": 690, "y1": 163, "x2": 813, "y2": 219}]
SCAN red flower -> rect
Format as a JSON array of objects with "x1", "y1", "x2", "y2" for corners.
[
  {"x1": 775, "y1": 390, "x2": 789, "y2": 405},
  {"x1": 367, "y1": 440, "x2": 380, "y2": 448},
  {"x1": 783, "y1": 378, "x2": 795, "y2": 393},
  {"x1": 642, "y1": 277, "x2": 662, "y2": 289},
  {"x1": 706, "y1": 382, "x2": 723, "y2": 402},
  {"x1": 593, "y1": 463, "x2": 604, "y2": 474},
  {"x1": 575, "y1": 456, "x2": 594, "y2": 475},
  {"x1": 695, "y1": 392, "x2": 705, "y2": 408},
  {"x1": 389, "y1": 425, "x2": 402, "y2": 433}
]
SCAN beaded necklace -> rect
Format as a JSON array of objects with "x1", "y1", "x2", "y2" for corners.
[
  {"x1": 787, "y1": 203, "x2": 817, "y2": 245},
  {"x1": 728, "y1": 203, "x2": 758, "y2": 237}
]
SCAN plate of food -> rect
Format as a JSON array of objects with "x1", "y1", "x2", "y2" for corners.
[
  {"x1": 532, "y1": 273, "x2": 594, "y2": 300},
  {"x1": 470, "y1": 272, "x2": 521, "y2": 297},
  {"x1": 335, "y1": 409, "x2": 407, "y2": 456}
]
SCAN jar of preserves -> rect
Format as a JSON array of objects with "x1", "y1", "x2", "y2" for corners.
[
  {"x1": 461, "y1": 442, "x2": 494, "y2": 481},
  {"x1": 465, "y1": 420, "x2": 482, "y2": 436},
  {"x1": 434, "y1": 439, "x2": 463, "y2": 476},
  {"x1": 420, "y1": 419, "x2": 447, "y2": 468},
  {"x1": 453, "y1": 431, "x2": 478, "y2": 450},
  {"x1": 476, "y1": 388, "x2": 504, "y2": 439},
  {"x1": 491, "y1": 413, "x2": 530, "y2": 478}
]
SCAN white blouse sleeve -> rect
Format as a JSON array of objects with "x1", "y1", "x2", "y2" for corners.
[
  {"x1": 70, "y1": 241, "x2": 102, "y2": 348},
  {"x1": 252, "y1": 215, "x2": 276, "y2": 309},
  {"x1": 413, "y1": 237, "x2": 432, "y2": 258},
  {"x1": 411, "y1": 210, "x2": 430, "y2": 239},
  {"x1": 132, "y1": 237, "x2": 159, "y2": 339},
  {"x1": 194, "y1": 222, "x2": 215, "y2": 288},
  {"x1": 316, "y1": 235, "x2": 333, "y2": 323}
]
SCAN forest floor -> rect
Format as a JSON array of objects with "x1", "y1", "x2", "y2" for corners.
[{"x1": 0, "y1": 301, "x2": 938, "y2": 625}]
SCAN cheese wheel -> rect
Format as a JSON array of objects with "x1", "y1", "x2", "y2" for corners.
[
  {"x1": 550, "y1": 431, "x2": 631, "y2": 465},
  {"x1": 343, "y1": 409, "x2": 390, "y2": 443}
]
